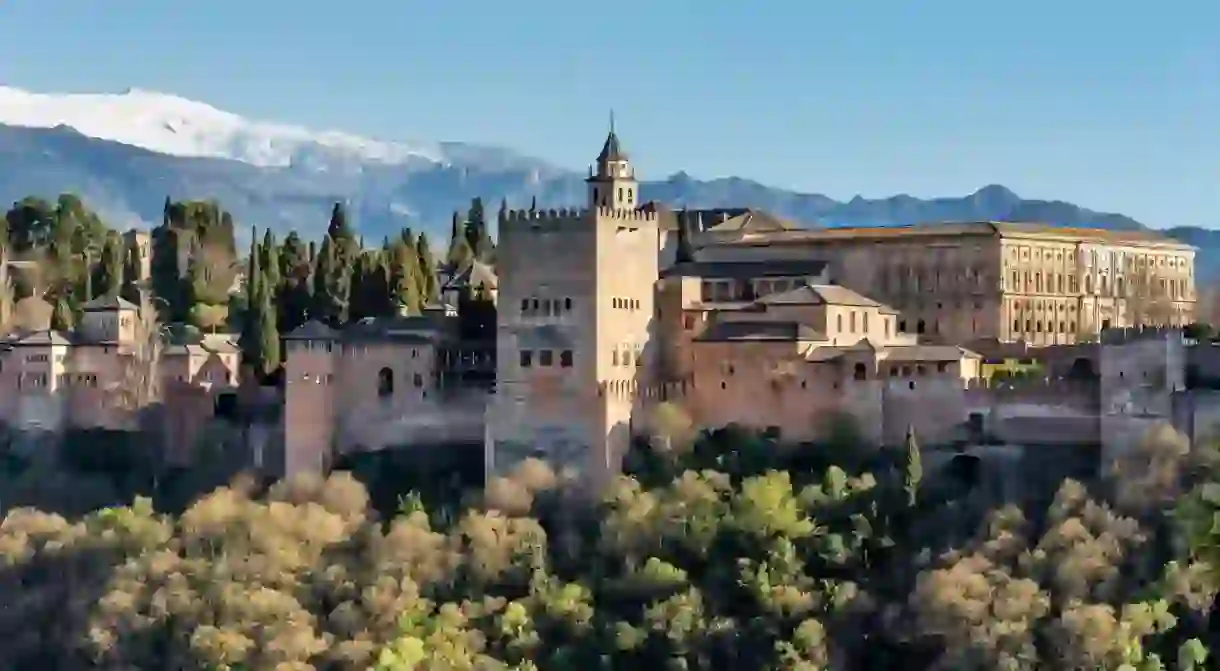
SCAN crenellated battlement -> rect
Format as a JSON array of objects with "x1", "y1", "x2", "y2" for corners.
[
  {"x1": 503, "y1": 207, "x2": 660, "y2": 225},
  {"x1": 505, "y1": 207, "x2": 590, "y2": 224}
]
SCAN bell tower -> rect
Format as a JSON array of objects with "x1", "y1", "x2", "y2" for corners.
[{"x1": 586, "y1": 113, "x2": 638, "y2": 210}]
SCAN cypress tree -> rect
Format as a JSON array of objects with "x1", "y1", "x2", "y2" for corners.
[
  {"x1": 327, "y1": 202, "x2": 354, "y2": 242},
  {"x1": 120, "y1": 244, "x2": 142, "y2": 305},
  {"x1": 278, "y1": 232, "x2": 312, "y2": 333},
  {"x1": 416, "y1": 232, "x2": 440, "y2": 304},
  {"x1": 240, "y1": 234, "x2": 263, "y2": 370},
  {"x1": 675, "y1": 209, "x2": 695, "y2": 264},
  {"x1": 96, "y1": 232, "x2": 125, "y2": 298},
  {"x1": 255, "y1": 263, "x2": 281, "y2": 378},
  {"x1": 51, "y1": 296, "x2": 74, "y2": 331},
  {"x1": 903, "y1": 425, "x2": 922, "y2": 508},
  {"x1": 464, "y1": 197, "x2": 494, "y2": 261},
  {"x1": 312, "y1": 234, "x2": 351, "y2": 326},
  {"x1": 260, "y1": 229, "x2": 281, "y2": 292},
  {"x1": 449, "y1": 211, "x2": 460, "y2": 247},
  {"x1": 388, "y1": 239, "x2": 422, "y2": 316}
]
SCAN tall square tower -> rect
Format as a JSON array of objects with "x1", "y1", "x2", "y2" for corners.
[{"x1": 486, "y1": 126, "x2": 660, "y2": 488}]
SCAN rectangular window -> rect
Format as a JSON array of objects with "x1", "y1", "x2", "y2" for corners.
[
  {"x1": 539, "y1": 350, "x2": 553, "y2": 367},
  {"x1": 519, "y1": 350, "x2": 533, "y2": 367},
  {"x1": 560, "y1": 350, "x2": 573, "y2": 367}
]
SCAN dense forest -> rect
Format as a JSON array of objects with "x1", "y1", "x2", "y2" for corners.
[
  {"x1": 1, "y1": 193, "x2": 500, "y2": 378},
  {"x1": 0, "y1": 410, "x2": 1215, "y2": 669}
]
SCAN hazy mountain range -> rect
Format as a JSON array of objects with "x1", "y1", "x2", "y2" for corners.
[{"x1": 1, "y1": 86, "x2": 1217, "y2": 275}]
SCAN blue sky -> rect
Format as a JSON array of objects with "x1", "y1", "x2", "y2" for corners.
[{"x1": 0, "y1": 0, "x2": 1217, "y2": 227}]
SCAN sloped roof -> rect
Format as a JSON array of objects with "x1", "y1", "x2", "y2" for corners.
[
  {"x1": 661, "y1": 259, "x2": 828, "y2": 280},
  {"x1": 283, "y1": 320, "x2": 339, "y2": 341},
  {"x1": 881, "y1": 345, "x2": 982, "y2": 362},
  {"x1": 724, "y1": 221, "x2": 1193, "y2": 250},
  {"x1": 343, "y1": 315, "x2": 441, "y2": 345},
  {"x1": 695, "y1": 320, "x2": 825, "y2": 343},
  {"x1": 758, "y1": 283, "x2": 896, "y2": 311},
  {"x1": 442, "y1": 261, "x2": 498, "y2": 291},
  {"x1": 7, "y1": 329, "x2": 73, "y2": 346},
  {"x1": 81, "y1": 295, "x2": 138, "y2": 312},
  {"x1": 705, "y1": 210, "x2": 800, "y2": 233},
  {"x1": 597, "y1": 130, "x2": 627, "y2": 162}
]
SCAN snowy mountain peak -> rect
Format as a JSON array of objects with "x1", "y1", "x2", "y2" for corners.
[{"x1": 0, "y1": 85, "x2": 445, "y2": 168}]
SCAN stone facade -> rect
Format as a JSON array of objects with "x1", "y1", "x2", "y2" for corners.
[
  {"x1": 696, "y1": 223, "x2": 1196, "y2": 346},
  {"x1": 279, "y1": 128, "x2": 1212, "y2": 492},
  {"x1": 0, "y1": 295, "x2": 240, "y2": 446}
]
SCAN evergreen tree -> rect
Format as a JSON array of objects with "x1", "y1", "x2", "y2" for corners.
[
  {"x1": 239, "y1": 235, "x2": 263, "y2": 370},
  {"x1": 464, "y1": 197, "x2": 494, "y2": 262},
  {"x1": 255, "y1": 264, "x2": 281, "y2": 378},
  {"x1": 348, "y1": 251, "x2": 391, "y2": 321},
  {"x1": 388, "y1": 239, "x2": 423, "y2": 316},
  {"x1": 903, "y1": 425, "x2": 922, "y2": 508},
  {"x1": 96, "y1": 232, "x2": 124, "y2": 298},
  {"x1": 675, "y1": 209, "x2": 695, "y2": 264},
  {"x1": 327, "y1": 202, "x2": 354, "y2": 242},
  {"x1": 51, "y1": 296, "x2": 73, "y2": 331},
  {"x1": 449, "y1": 211, "x2": 460, "y2": 247},
  {"x1": 259, "y1": 229, "x2": 281, "y2": 292},
  {"x1": 312, "y1": 234, "x2": 352, "y2": 326},
  {"x1": 278, "y1": 232, "x2": 312, "y2": 333},
  {"x1": 416, "y1": 232, "x2": 440, "y2": 304},
  {"x1": 120, "y1": 244, "x2": 143, "y2": 305}
]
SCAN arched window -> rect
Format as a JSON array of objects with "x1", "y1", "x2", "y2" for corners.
[
  {"x1": 853, "y1": 363, "x2": 867, "y2": 380},
  {"x1": 377, "y1": 367, "x2": 394, "y2": 398}
]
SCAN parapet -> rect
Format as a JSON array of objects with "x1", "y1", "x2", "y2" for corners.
[
  {"x1": 594, "y1": 207, "x2": 660, "y2": 223},
  {"x1": 1101, "y1": 325, "x2": 1185, "y2": 346},
  {"x1": 597, "y1": 379, "x2": 691, "y2": 400},
  {"x1": 505, "y1": 207, "x2": 590, "y2": 224},
  {"x1": 964, "y1": 376, "x2": 1099, "y2": 393}
]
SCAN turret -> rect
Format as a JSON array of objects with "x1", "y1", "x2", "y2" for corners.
[{"x1": 586, "y1": 113, "x2": 639, "y2": 210}]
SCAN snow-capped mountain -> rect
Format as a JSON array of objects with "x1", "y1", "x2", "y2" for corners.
[
  {"x1": 0, "y1": 85, "x2": 446, "y2": 169},
  {"x1": 3, "y1": 85, "x2": 1208, "y2": 273}
]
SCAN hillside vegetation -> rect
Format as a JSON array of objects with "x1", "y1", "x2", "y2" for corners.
[{"x1": 1, "y1": 415, "x2": 1218, "y2": 670}]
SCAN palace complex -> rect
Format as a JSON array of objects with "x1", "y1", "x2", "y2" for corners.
[{"x1": 279, "y1": 128, "x2": 1200, "y2": 488}]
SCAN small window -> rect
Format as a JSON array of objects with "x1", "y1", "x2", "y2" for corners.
[
  {"x1": 564, "y1": 297, "x2": 572, "y2": 311},
  {"x1": 853, "y1": 362, "x2": 867, "y2": 380},
  {"x1": 413, "y1": 373, "x2": 423, "y2": 388},
  {"x1": 377, "y1": 367, "x2": 394, "y2": 398},
  {"x1": 519, "y1": 350, "x2": 533, "y2": 367},
  {"x1": 520, "y1": 298, "x2": 530, "y2": 313},
  {"x1": 560, "y1": 350, "x2": 573, "y2": 367},
  {"x1": 936, "y1": 362, "x2": 948, "y2": 373},
  {"x1": 539, "y1": 350, "x2": 554, "y2": 367}
]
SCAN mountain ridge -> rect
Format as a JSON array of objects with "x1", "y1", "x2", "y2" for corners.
[{"x1": 0, "y1": 85, "x2": 1217, "y2": 275}]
